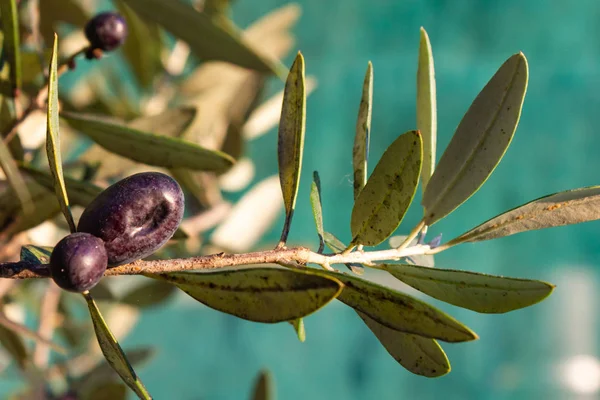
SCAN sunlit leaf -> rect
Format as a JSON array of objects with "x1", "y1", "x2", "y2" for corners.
[
  {"x1": 83, "y1": 293, "x2": 151, "y2": 399},
  {"x1": 251, "y1": 369, "x2": 274, "y2": 400},
  {"x1": 149, "y1": 267, "x2": 343, "y2": 323},
  {"x1": 351, "y1": 130, "x2": 423, "y2": 246},
  {"x1": 277, "y1": 52, "x2": 305, "y2": 246},
  {"x1": 288, "y1": 318, "x2": 305, "y2": 343},
  {"x1": 120, "y1": 280, "x2": 176, "y2": 309},
  {"x1": 416, "y1": 27, "x2": 437, "y2": 192},
  {"x1": 353, "y1": 61, "x2": 372, "y2": 200},
  {"x1": 357, "y1": 311, "x2": 450, "y2": 377},
  {"x1": 310, "y1": 171, "x2": 325, "y2": 252},
  {"x1": 384, "y1": 263, "x2": 554, "y2": 313},
  {"x1": 321, "y1": 271, "x2": 476, "y2": 343},
  {"x1": 116, "y1": 0, "x2": 162, "y2": 88},
  {"x1": 62, "y1": 112, "x2": 235, "y2": 172},
  {"x1": 0, "y1": 0, "x2": 22, "y2": 95},
  {"x1": 450, "y1": 186, "x2": 600, "y2": 245},
  {"x1": 422, "y1": 53, "x2": 528, "y2": 225},
  {"x1": 322, "y1": 232, "x2": 364, "y2": 275},
  {"x1": 46, "y1": 34, "x2": 76, "y2": 233},
  {"x1": 121, "y1": 0, "x2": 282, "y2": 75}
]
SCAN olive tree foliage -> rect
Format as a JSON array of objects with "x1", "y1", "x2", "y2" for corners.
[{"x1": 0, "y1": 0, "x2": 596, "y2": 399}]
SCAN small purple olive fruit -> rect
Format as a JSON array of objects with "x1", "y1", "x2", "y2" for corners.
[
  {"x1": 50, "y1": 233, "x2": 108, "y2": 293},
  {"x1": 84, "y1": 12, "x2": 128, "y2": 52},
  {"x1": 77, "y1": 172, "x2": 184, "y2": 267}
]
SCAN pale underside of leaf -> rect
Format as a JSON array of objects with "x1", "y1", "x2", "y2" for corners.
[
  {"x1": 357, "y1": 311, "x2": 450, "y2": 377},
  {"x1": 149, "y1": 267, "x2": 343, "y2": 323},
  {"x1": 383, "y1": 263, "x2": 554, "y2": 313},
  {"x1": 353, "y1": 61, "x2": 373, "y2": 200},
  {"x1": 452, "y1": 186, "x2": 600, "y2": 244},
  {"x1": 46, "y1": 34, "x2": 76, "y2": 232},
  {"x1": 422, "y1": 53, "x2": 528, "y2": 225},
  {"x1": 84, "y1": 293, "x2": 151, "y2": 399},
  {"x1": 351, "y1": 130, "x2": 423, "y2": 246},
  {"x1": 61, "y1": 112, "x2": 234, "y2": 173},
  {"x1": 416, "y1": 27, "x2": 437, "y2": 193},
  {"x1": 321, "y1": 271, "x2": 477, "y2": 343}
]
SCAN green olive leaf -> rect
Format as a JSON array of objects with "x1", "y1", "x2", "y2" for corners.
[
  {"x1": 251, "y1": 369, "x2": 274, "y2": 400},
  {"x1": 357, "y1": 311, "x2": 450, "y2": 377},
  {"x1": 422, "y1": 53, "x2": 528, "y2": 225},
  {"x1": 61, "y1": 111, "x2": 235, "y2": 173},
  {"x1": 322, "y1": 231, "x2": 364, "y2": 275},
  {"x1": 128, "y1": 107, "x2": 197, "y2": 138},
  {"x1": 277, "y1": 53, "x2": 306, "y2": 246},
  {"x1": 449, "y1": 186, "x2": 600, "y2": 245},
  {"x1": 0, "y1": 0, "x2": 22, "y2": 96},
  {"x1": 116, "y1": 0, "x2": 162, "y2": 88},
  {"x1": 383, "y1": 263, "x2": 554, "y2": 313},
  {"x1": 121, "y1": 0, "x2": 283, "y2": 75},
  {"x1": 288, "y1": 318, "x2": 305, "y2": 342},
  {"x1": 321, "y1": 271, "x2": 477, "y2": 343},
  {"x1": 120, "y1": 280, "x2": 177, "y2": 309},
  {"x1": 83, "y1": 293, "x2": 152, "y2": 400},
  {"x1": 149, "y1": 267, "x2": 343, "y2": 323},
  {"x1": 46, "y1": 34, "x2": 76, "y2": 233},
  {"x1": 310, "y1": 171, "x2": 325, "y2": 252},
  {"x1": 416, "y1": 27, "x2": 437, "y2": 193},
  {"x1": 350, "y1": 130, "x2": 423, "y2": 246},
  {"x1": 83, "y1": 382, "x2": 127, "y2": 400},
  {"x1": 0, "y1": 129, "x2": 31, "y2": 214},
  {"x1": 353, "y1": 61, "x2": 373, "y2": 199},
  {"x1": 20, "y1": 245, "x2": 52, "y2": 265},
  {"x1": 0, "y1": 86, "x2": 24, "y2": 161}
]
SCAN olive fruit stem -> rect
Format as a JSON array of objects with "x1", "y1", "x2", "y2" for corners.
[
  {"x1": 0, "y1": 240, "x2": 439, "y2": 279},
  {"x1": 2, "y1": 46, "x2": 89, "y2": 146}
]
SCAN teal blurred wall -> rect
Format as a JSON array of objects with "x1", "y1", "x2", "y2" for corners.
[{"x1": 129, "y1": 1, "x2": 600, "y2": 398}]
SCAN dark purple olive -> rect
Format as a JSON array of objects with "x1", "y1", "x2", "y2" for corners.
[
  {"x1": 77, "y1": 172, "x2": 184, "y2": 267},
  {"x1": 84, "y1": 12, "x2": 128, "y2": 52},
  {"x1": 50, "y1": 233, "x2": 108, "y2": 293}
]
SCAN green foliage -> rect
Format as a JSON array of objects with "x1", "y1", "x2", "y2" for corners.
[{"x1": 1, "y1": 1, "x2": 598, "y2": 397}]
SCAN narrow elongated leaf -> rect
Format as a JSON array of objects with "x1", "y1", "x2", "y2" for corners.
[
  {"x1": 84, "y1": 382, "x2": 127, "y2": 400},
  {"x1": 422, "y1": 53, "x2": 528, "y2": 225},
  {"x1": 83, "y1": 293, "x2": 151, "y2": 400},
  {"x1": 451, "y1": 186, "x2": 600, "y2": 244},
  {"x1": 310, "y1": 171, "x2": 325, "y2": 252},
  {"x1": 62, "y1": 112, "x2": 234, "y2": 172},
  {"x1": 46, "y1": 35, "x2": 76, "y2": 233},
  {"x1": 288, "y1": 318, "x2": 305, "y2": 342},
  {"x1": 121, "y1": 0, "x2": 282, "y2": 75},
  {"x1": 321, "y1": 271, "x2": 476, "y2": 342},
  {"x1": 0, "y1": 0, "x2": 21, "y2": 95},
  {"x1": 416, "y1": 27, "x2": 437, "y2": 192},
  {"x1": 150, "y1": 267, "x2": 343, "y2": 323},
  {"x1": 0, "y1": 129, "x2": 30, "y2": 212},
  {"x1": 128, "y1": 107, "x2": 197, "y2": 138},
  {"x1": 351, "y1": 130, "x2": 423, "y2": 246},
  {"x1": 357, "y1": 311, "x2": 450, "y2": 377},
  {"x1": 322, "y1": 232, "x2": 364, "y2": 275},
  {"x1": 251, "y1": 370, "x2": 274, "y2": 400},
  {"x1": 353, "y1": 62, "x2": 373, "y2": 199},
  {"x1": 384, "y1": 263, "x2": 554, "y2": 313},
  {"x1": 277, "y1": 53, "x2": 306, "y2": 246}
]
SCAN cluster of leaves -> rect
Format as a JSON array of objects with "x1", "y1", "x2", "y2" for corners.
[{"x1": 1, "y1": 1, "x2": 600, "y2": 399}]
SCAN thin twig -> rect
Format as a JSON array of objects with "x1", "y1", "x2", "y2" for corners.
[{"x1": 0, "y1": 242, "x2": 435, "y2": 280}]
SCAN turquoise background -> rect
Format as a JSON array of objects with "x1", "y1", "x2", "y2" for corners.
[{"x1": 68, "y1": 1, "x2": 600, "y2": 399}]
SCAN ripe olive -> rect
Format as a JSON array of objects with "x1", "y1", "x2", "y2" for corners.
[
  {"x1": 50, "y1": 232, "x2": 108, "y2": 292},
  {"x1": 77, "y1": 172, "x2": 184, "y2": 267},
  {"x1": 84, "y1": 12, "x2": 128, "y2": 52}
]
